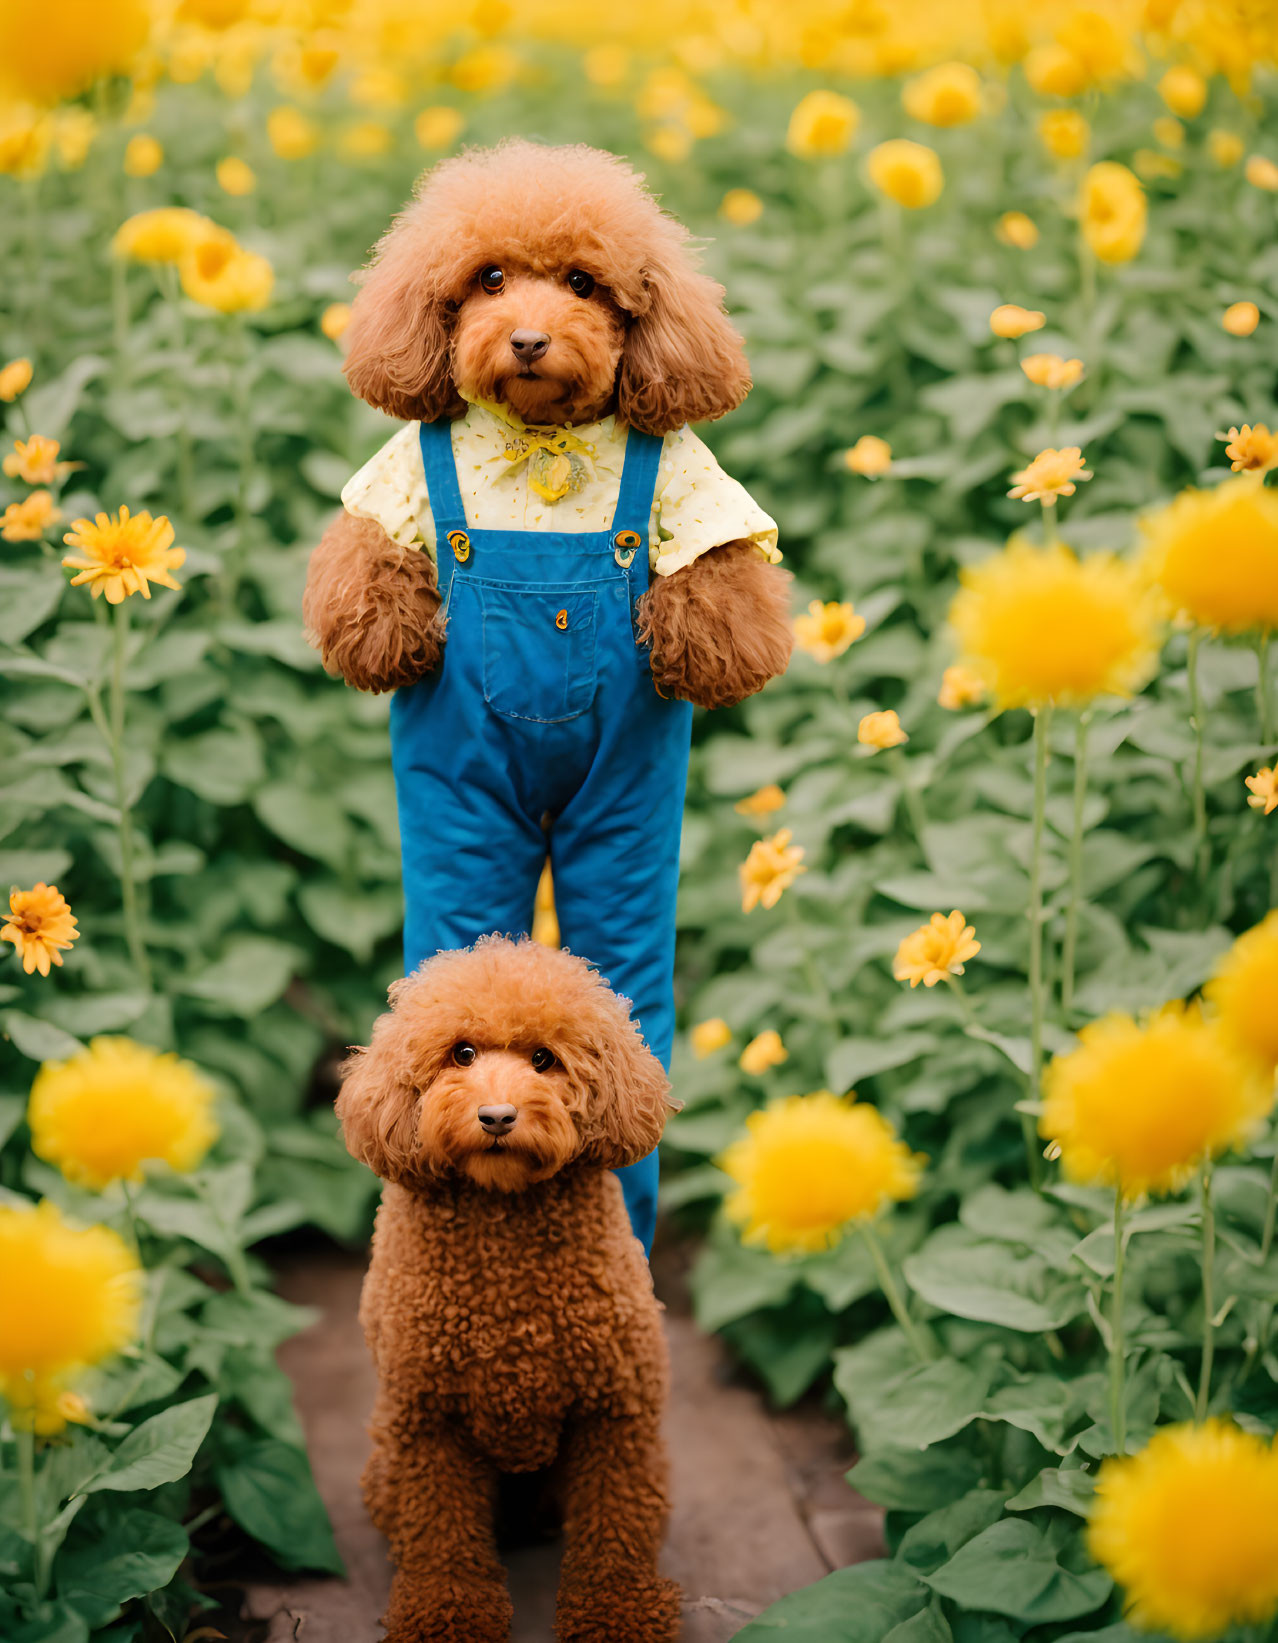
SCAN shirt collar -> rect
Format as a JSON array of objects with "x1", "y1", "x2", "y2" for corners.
[{"x1": 459, "y1": 389, "x2": 618, "y2": 444}]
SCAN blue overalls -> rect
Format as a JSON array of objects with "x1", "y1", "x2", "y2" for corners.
[{"x1": 388, "y1": 418, "x2": 694, "y2": 1254}]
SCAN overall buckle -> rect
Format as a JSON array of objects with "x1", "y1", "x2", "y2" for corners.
[
  {"x1": 448, "y1": 529, "x2": 471, "y2": 563},
  {"x1": 613, "y1": 528, "x2": 641, "y2": 568}
]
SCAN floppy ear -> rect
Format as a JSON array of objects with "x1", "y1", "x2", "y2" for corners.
[
  {"x1": 335, "y1": 989, "x2": 423, "y2": 1183},
  {"x1": 342, "y1": 224, "x2": 462, "y2": 424},
  {"x1": 568, "y1": 1010, "x2": 677, "y2": 1171},
  {"x1": 616, "y1": 253, "x2": 752, "y2": 436}
]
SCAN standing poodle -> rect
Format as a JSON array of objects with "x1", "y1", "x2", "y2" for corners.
[
  {"x1": 338, "y1": 938, "x2": 681, "y2": 1643},
  {"x1": 305, "y1": 141, "x2": 791, "y2": 1252}
]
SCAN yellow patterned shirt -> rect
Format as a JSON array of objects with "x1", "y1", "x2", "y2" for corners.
[{"x1": 340, "y1": 397, "x2": 780, "y2": 578}]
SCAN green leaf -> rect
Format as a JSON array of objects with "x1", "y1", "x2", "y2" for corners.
[
  {"x1": 163, "y1": 726, "x2": 266, "y2": 806},
  {"x1": 87, "y1": 1395, "x2": 217, "y2": 1494},
  {"x1": 3, "y1": 1011, "x2": 82, "y2": 1063},
  {"x1": 898, "y1": 1489, "x2": 1008, "y2": 1576},
  {"x1": 884, "y1": 1602, "x2": 953, "y2": 1643},
  {"x1": 835, "y1": 1346, "x2": 992, "y2": 1453},
  {"x1": 54, "y1": 1508, "x2": 188, "y2": 1627},
  {"x1": 825, "y1": 1032, "x2": 937, "y2": 1091},
  {"x1": 903, "y1": 1227, "x2": 1088, "y2": 1333},
  {"x1": 734, "y1": 1560, "x2": 930, "y2": 1640},
  {"x1": 214, "y1": 1439, "x2": 344, "y2": 1574},
  {"x1": 297, "y1": 877, "x2": 401, "y2": 961},
  {"x1": 254, "y1": 780, "x2": 350, "y2": 866},
  {"x1": 179, "y1": 935, "x2": 301, "y2": 1016},
  {"x1": 847, "y1": 1446, "x2": 984, "y2": 1514},
  {"x1": 924, "y1": 1519, "x2": 1112, "y2": 1623},
  {"x1": 688, "y1": 1234, "x2": 800, "y2": 1333},
  {"x1": 1006, "y1": 1466, "x2": 1097, "y2": 1516}
]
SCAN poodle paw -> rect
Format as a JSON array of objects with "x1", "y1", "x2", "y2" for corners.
[
  {"x1": 555, "y1": 1574, "x2": 681, "y2": 1643},
  {"x1": 383, "y1": 1574, "x2": 512, "y2": 1643}
]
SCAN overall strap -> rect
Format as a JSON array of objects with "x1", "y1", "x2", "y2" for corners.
[
  {"x1": 611, "y1": 428, "x2": 664, "y2": 591},
  {"x1": 418, "y1": 419, "x2": 469, "y2": 598}
]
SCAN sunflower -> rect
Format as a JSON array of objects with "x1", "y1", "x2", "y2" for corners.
[
  {"x1": 990, "y1": 304, "x2": 1045, "y2": 340},
  {"x1": 948, "y1": 538, "x2": 1161, "y2": 711},
  {"x1": 901, "y1": 61, "x2": 982, "y2": 127},
  {"x1": 844, "y1": 435, "x2": 892, "y2": 476},
  {"x1": 740, "y1": 829, "x2": 806, "y2": 913},
  {"x1": 321, "y1": 302, "x2": 351, "y2": 341},
  {"x1": 937, "y1": 664, "x2": 987, "y2": 711},
  {"x1": 2, "y1": 489, "x2": 61, "y2": 542},
  {"x1": 1040, "y1": 1003, "x2": 1273, "y2": 1201},
  {"x1": 1021, "y1": 354, "x2": 1085, "y2": 390},
  {"x1": 793, "y1": 599, "x2": 866, "y2": 662},
  {"x1": 29, "y1": 1036, "x2": 219, "y2": 1191},
  {"x1": 866, "y1": 139, "x2": 943, "y2": 208},
  {"x1": 690, "y1": 1018, "x2": 731, "y2": 1058},
  {"x1": 113, "y1": 207, "x2": 213, "y2": 265},
  {"x1": 893, "y1": 911, "x2": 980, "y2": 988},
  {"x1": 1089, "y1": 1421, "x2": 1278, "y2": 1640},
  {"x1": 122, "y1": 133, "x2": 163, "y2": 177},
  {"x1": 1140, "y1": 476, "x2": 1278, "y2": 633},
  {"x1": 1204, "y1": 912, "x2": 1278, "y2": 1075},
  {"x1": 1080, "y1": 161, "x2": 1147, "y2": 264},
  {"x1": 719, "y1": 1092, "x2": 924, "y2": 1255},
  {"x1": 62, "y1": 506, "x2": 184, "y2": 603},
  {"x1": 1219, "y1": 423, "x2": 1278, "y2": 474},
  {"x1": 0, "y1": 356, "x2": 32, "y2": 400},
  {"x1": 267, "y1": 105, "x2": 320, "y2": 161},
  {"x1": 739, "y1": 1029, "x2": 788, "y2": 1076},
  {"x1": 1007, "y1": 446, "x2": 1092, "y2": 505},
  {"x1": 858, "y1": 710, "x2": 907, "y2": 750},
  {"x1": 180, "y1": 230, "x2": 274, "y2": 313},
  {"x1": 4, "y1": 434, "x2": 76, "y2": 486},
  {"x1": 996, "y1": 212, "x2": 1038, "y2": 249},
  {"x1": 1223, "y1": 301, "x2": 1260, "y2": 337},
  {"x1": 0, "y1": 1200, "x2": 142, "y2": 1433},
  {"x1": 734, "y1": 784, "x2": 786, "y2": 818},
  {"x1": 786, "y1": 89, "x2": 859, "y2": 158},
  {"x1": 1, "y1": 883, "x2": 78, "y2": 976},
  {"x1": 1246, "y1": 767, "x2": 1278, "y2": 815},
  {"x1": 0, "y1": 0, "x2": 151, "y2": 104}
]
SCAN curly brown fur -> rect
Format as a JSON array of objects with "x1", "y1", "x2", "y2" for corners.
[
  {"x1": 303, "y1": 512, "x2": 444, "y2": 693},
  {"x1": 638, "y1": 540, "x2": 794, "y2": 708},
  {"x1": 340, "y1": 938, "x2": 681, "y2": 1643}
]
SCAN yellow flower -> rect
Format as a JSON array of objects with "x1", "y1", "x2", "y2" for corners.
[
  {"x1": 29, "y1": 1036, "x2": 219, "y2": 1191},
  {"x1": 735, "y1": 784, "x2": 786, "y2": 818},
  {"x1": 1134, "y1": 147, "x2": 1183, "y2": 182},
  {"x1": 1205, "y1": 913, "x2": 1278, "y2": 1075},
  {"x1": 53, "y1": 106, "x2": 95, "y2": 171},
  {"x1": 0, "y1": 357, "x2": 32, "y2": 401},
  {"x1": 1245, "y1": 766, "x2": 1278, "y2": 815},
  {"x1": 691, "y1": 1018, "x2": 731, "y2": 1058},
  {"x1": 646, "y1": 125, "x2": 693, "y2": 165},
  {"x1": 1220, "y1": 423, "x2": 1278, "y2": 474},
  {"x1": 1024, "y1": 42, "x2": 1086, "y2": 98},
  {"x1": 122, "y1": 133, "x2": 162, "y2": 177},
  {"x1": 739, "y1": 1029, "x2": 788, "y2": 1076},
  {"x1": 583, "y1": 44, "x2": 628, "y2": 87},
  {"x1": 450, "y1": 43, "x2": 519, "y2": 96},
  {"x1": 1008, "y1": 446, "x2": 1092, "y2": 505},
  {"x1": 1040, "y1": 1003, "x2": 1271, "y2": 1200},
  {"x1": 858, "y1": 710, "x2": 907, "y2": 750},
  {"x1": 350, "y1": 66, "x2": 408, "y2": 109},
  {"x1": 719, "y1": 1092, "x2": 923, "y2": 1255},
  {"x1": 1021, "y1": 353, "x2": 1084, "y2": 390},
  {"x1": 2, "y1": 489, "x2": 61, "y2": 542},
  {"x1": 1038, "y1": 108, "x2": 1090, "y2": 160},
  {"x1": 1209, "y1": 129, "x2": 1245, "y2": 167},
  {"x1": 1152, "y1": 115, "x2": 1184, "y2": 150},
  {"x1": 338, "y1": 120, "x2": 393, "y2": 160},
  {"x1": 844, "y1": 434, "x2": 892, "y2": 476},
  {"x1": 414, "y1": 105, "x2": 465, "y2": 151},
  {"x1": 113, "y1": 207, "x2": 211, "y2": 265},
  {"x1": 719, "y1": 187, "x2": 763, "y2": 226},
  {"x1": 1089, "y1": 1421, "x2": 1278, "y2": 1641},
  {"x1": 1140, "y1": 476, "x2": 1278, "y2": 634},
  {"x1": 1223, "y1": 300, "x2": 1260, "y2": 337},
  {"x1": 0, "y1": 104, "x2": 51, "y2": 177},
  {"x1": 740, "y1": 828, "x2": 806, "y2": 913},
  {"x1": 990, "y1": 303, "x2": 1046, "y2": 339},
  {"x1": 321, "y1": 302, "x2": 351, "y2": 342},
  {"x1": 0, "y1": 1200, "x2": 141, "y2": 1434},
  {"x1": 4, "y1": 435, "x2": 75, "y2": 486},
  {"x1": 996, "y1": 211, "x2": 1039, "y2": 250},
  {"x1": 1080, "y1": 161, "x2": 1147, "y2": 264},
  {"x1": 2, "y1": 883, "x2": 78, "y2": 977},
  {"x1": 531, "y1": 860, "x2": 558, "y2": 948},
  {"x1": 1158, "y1": 63, "x2": 1207, "y2": 118},
  {"x1": 938, "y1": 663, "x2": 987, "y2": 711},
  {"x1": 1245, "y1": 154, "x2": 1278, "y2": 191},
  {"x1": 0, "y1": 0, "x2": 151, "y2": 104},
  {"x1": 267, "y1": 105, "x2": 318, "y2": 161},
  {"x1": 893, "y1": 911, "x2": 980, "y2": 988},
  {"x1": 794, "y1": 600, "x2": 866, "y2": 663},
  {"x1": 949, "y1": 538, "x2": 1161, "y2": 711},
  {"x1": 901, "y1": 61, "x2": 982, "y2": 127},
  {"x1": 62, "y1": 506, "x2": 185, "y2": 604},
  {"x1": 180, "y1": 231, "x2": 274, "y2": 314},
  {"x1": 216, "y1": 155, "x2": 256, "y2": 196},
  {"x1": 786, "y1": 89, "x2": 859, "y2": 158},
  {"x1": 866, "y1": 139, "x2": 943, "y2": 208}
]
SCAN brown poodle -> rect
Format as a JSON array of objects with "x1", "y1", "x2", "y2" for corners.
[
  {"x1": 303, "y1": 139, "x2": 792, "y2": 706},
  {"x1": 338, "y1": 938, "x2": 681, "y2": 1643}
]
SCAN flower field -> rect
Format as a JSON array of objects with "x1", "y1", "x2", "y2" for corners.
[{"x1": 2, "y1": 3, "x2": 1278, "y2": 1639}]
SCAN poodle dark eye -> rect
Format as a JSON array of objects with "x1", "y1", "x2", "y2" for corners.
[
  {"x1": 530, "y1": 1046, "x2": 557, "y2": 1073},
  {"x1": 478, "y1": 265, "x2": 504, "y2": 294},
  {"x1": 452, "y1": 1042, "x2": 478, "y2": 1067},
  {"x1": 566, "y1": 269, "x2": 595, "y2": 299}
]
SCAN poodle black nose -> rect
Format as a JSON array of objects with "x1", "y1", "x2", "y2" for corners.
[
  {"x1": 477, "y1": 1103, "x2": 518, "y2": 1135},
  {"x1": 510, "y1": 329, "x2": 550, "y2": 364}
]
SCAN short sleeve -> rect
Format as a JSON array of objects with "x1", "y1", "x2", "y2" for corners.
[
  {"x1": 650, "y1": 426, "x2": 780, "y2": 577},
  {"x1": 340, "y1": 423, "x2": 436, "y2": 558}
]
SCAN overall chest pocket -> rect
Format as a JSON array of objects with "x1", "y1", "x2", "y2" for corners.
[{"x1": 477, "y1": 582, "x2": 599, "y2": 724}]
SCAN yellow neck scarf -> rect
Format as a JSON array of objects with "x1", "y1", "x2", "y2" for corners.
[{"x1": 469, "y1": 396, "x2": 598, "y2": 503}]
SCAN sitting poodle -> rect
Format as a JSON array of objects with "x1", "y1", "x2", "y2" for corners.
[
  {"x1": 338, "y1": 937, "x2": 681, "y2": 1643},
  {"x1": 306, "y1": 140, "x2": 792, "y2": 1255}
]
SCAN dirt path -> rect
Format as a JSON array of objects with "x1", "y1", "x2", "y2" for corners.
[{"x1": 238, "y1": 1240, "x2": 884, "y2": 1642}]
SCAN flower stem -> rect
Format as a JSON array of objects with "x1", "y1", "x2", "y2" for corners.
[
  {"x1": 785, "y1": 895, "x2": 838, "y2": 1028},
  {"x1": 1196, "y1": 1160, "x2": 1217, "y2": 1422},
  {"x1": 944, "y1": 972, "x2": 976, "y2": 1028},
  {"x1": 109, "y1": 602, "x2": 151, "y2": 990},
  {"x1": 860, "y1": 1221, "x2": 932, "y2": 1362},
  {"x1": 17, "y1": 1422, "x2": 46, "y2": 1598},
  {"x1": 1109, "y1": 1187, "x2": 1128, "y2": 1454},
  {"x1": 1259, "y1": 1148, "x2": 1278, "y2": 1266},
  {"x1": 119, "y1": 1177, "x2": 143, "y2": 1255},
  {"x1": 890, "y1": 747, "x2": 929, "y2": 853},
  {"x1": 1025, "y1": 705, "x2": 1053, "y2": 1188},
  {"x1": 1187, "y1": 629, "x2": 1209, "y2": 884},
  {"x1": 1061, "y1": 712, "x2": 1091, "y2": 1017},
  {"x1": 1258, "y1": 632, "x2": 1274, "y2": 747}
]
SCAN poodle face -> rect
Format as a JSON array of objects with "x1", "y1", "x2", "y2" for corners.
[
  {"x1": 341, "y1": 139, "x2": 752, "y2": 435},
  {"x1": 337, "y1": 938, "x2": 675, "y2": 1193}
]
